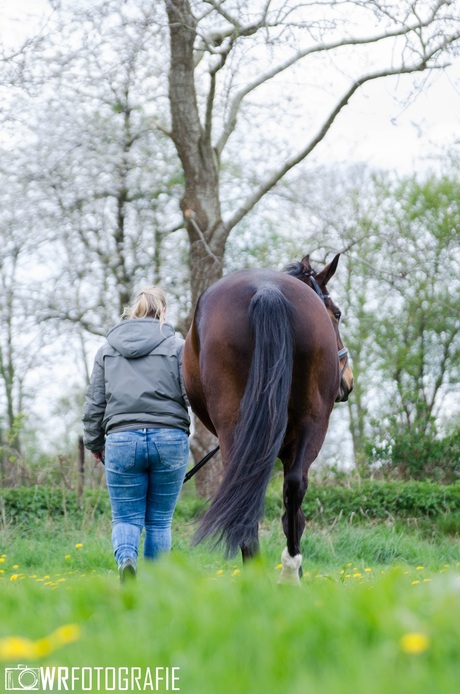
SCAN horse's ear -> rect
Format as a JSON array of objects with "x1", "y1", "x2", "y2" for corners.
[
  {"x1": 315, "y1": 253, "x2": 340, "y2": 287},
  {"x1": 300, "y1": 255, "x2": 313, "y2": 274}
]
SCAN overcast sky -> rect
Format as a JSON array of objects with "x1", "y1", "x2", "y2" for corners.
[
  {"x1": 2, "y1": 0, "x2": 459, "y2": 174},
  {"x1": 321, "y1": 63, "x2": 460, "y2": 172}
]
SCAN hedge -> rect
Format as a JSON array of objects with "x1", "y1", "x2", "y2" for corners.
[
  {"x1": 1, "y1": 480, "x2": 459, "y2": 527},
  {"x1": 265, "y1": 479, "x2": 460, "y2": 523},
  {"x1": 0, "y1": 486, "x2": 110, "y2": 525}
]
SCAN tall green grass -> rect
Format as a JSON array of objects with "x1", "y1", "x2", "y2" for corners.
[
  {"x1": 2, "y1": 512, "x2": 459, "y2": 579},
  {"x1": 1, "y1": 483, "x2": 460, "y2": 694},
  {"x1": 0, "y1": 555, "x2": 459, "y2": 694}
]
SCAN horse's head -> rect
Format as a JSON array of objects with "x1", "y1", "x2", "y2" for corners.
[{"x1": 291, "y1": 253, "x2": 354, "y2": 402}]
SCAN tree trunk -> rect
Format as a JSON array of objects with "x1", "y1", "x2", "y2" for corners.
[
  {"x1": 166, "y1": 1, "x2": 228, "y2": 293},
  {"x1": 347, "y1": 374, "x2": 368, "y2": 475},
  {"x1": 166, "y1": 0, "x2": 228, "y2": 496},
  {"x1": 188, "y1": 419, "x2": 223, "y2": 500}
]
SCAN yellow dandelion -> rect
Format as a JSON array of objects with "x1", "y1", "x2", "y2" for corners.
[
  {"x1": 400, "y1": 632, "x2": 430, "y2": 655},
  {"x1": 365, "y1": 567, "x2": 372, "y2": 573},
  {"x1": 10, "y1": 574, "x2": 19, "y2": 581},
  {"x1": 0, "y1": 569, "x2": 4, "y2": 574},
  {"x1": 416, "y1": 566, "x2": 424, "y2": 571},
  {"x1": 34, "y1": 638, "x2": 53, "y2": 657},
  {"x1": 216, "y1": 569, "x2": 224, "y2": 575},
  {"x1": 231, "y1": 569, "x2": 240, "y2": 577},
  {"x1": 49, "y1": 624, "x2": 81, "y2": 646},
  {"x1": 0, "y1": 636, "x2": 37, "y2": 660},
  {"x1": 353, "y1": 573, "x2": 362, "y2": 578},
  {"x1": 423, "y1": 578, "x2": 432, "y2": 583},
  {"x1": 0, "y1": 557, "x2": 5, "y2": 563},
  {"x1": 411, "y1": 580, "x2": 420, "y2": 585},
  {"x1": 0, "y1": 624, "x2": 81, "y2": 662},
  {"x1": 65, "y1": 555, "x2": 71, "y2": 560},
  {"x1": 75, "y1": 543, "x2": 84, "y2": 549},
  {"x1": 276, "y1": 564, "x2": 283, "y2": 570},
  {"x1": 12, "y1": 564, "x2": 19, "y2": 569}
]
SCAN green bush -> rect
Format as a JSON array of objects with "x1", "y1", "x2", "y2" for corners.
[
  {"x1": 264, "y1": 478, "x2": 460, "y2": 525},
  {"x1": 0, "y1": 487, "x2": 110, "y2": 526},
  {"x1": 366, "y1": 419, "x2": 460, "y2": 484}
]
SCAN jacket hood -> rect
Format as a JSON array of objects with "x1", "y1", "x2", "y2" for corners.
[{"x1": 107, "y1": 318, "x2": 175, "y2": 358}]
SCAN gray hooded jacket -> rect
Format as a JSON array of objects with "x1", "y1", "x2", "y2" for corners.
[{"x1": 82, "y1": 318, "x2": 190, "y2": 452}]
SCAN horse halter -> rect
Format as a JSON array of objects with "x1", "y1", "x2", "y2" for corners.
[{"x1": 304, "y1": 270, "x2": 349, "y2": 380}]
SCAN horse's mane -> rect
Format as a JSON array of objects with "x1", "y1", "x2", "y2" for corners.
[{"x1": 283, "y1": 260, "x2": 316, "y2": 280}]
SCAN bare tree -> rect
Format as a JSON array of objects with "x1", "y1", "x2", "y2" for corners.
[
  {"x1": 23, "y1": 2, "x2": 187, "y2": 336},
  {"x1": 165, "y1": 0, "x2": 460, "y2": 303},
  {"x1": 0, "y1": 163, "x2": 46, "y2": 481},
  {"x1": 163, "y1": 0, "x2": 460, "y2": 494}
]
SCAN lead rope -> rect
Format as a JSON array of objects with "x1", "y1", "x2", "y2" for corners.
[{"x1": 183, "y1": 445, "x2": 220, "y2": 484}]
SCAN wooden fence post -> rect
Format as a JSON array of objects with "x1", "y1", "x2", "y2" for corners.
[{"x1": 77, "y1": 436, "x2": 85, "y2": 505}]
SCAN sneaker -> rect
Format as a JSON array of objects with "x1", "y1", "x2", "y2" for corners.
[{"x1": 119, "y1": 559, "x2": 137, "y2": 583}]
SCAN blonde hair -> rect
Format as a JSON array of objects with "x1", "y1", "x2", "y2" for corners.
[{"x1": 122, "y1": 287, "x2": 167, "y2": 323}]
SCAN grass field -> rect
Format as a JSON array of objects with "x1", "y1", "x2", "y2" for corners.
[{"x1": 0, "y1": 491, "x2": 459, "y2": 694}]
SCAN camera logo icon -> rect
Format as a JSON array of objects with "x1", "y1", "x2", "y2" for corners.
[{"x1": 5, "y1": 665, "x2": 40, "y2": 690}]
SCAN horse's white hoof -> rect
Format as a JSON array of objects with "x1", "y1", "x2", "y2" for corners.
[{"x1": 278, "y1": 547, "x2": 302, "y2": 585}]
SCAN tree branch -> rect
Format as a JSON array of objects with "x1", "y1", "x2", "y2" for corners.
[
  {"x1": 215, "y1": 0, "x2": 455, "y2": 157},
  {"x1": 225, "y1": 48, "x2": 457, "y2": 232}
]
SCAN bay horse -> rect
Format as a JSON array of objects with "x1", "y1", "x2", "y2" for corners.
[{"x1": 183, "y1": 253, "x2": 353, "y2": 582}]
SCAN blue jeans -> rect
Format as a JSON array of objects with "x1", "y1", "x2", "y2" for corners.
[{"x1": 104, "y1": 428, "x2": 189, "y2": 568}]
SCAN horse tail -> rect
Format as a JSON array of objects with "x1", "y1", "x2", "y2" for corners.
[{"x1": 193, "y1": 284, "x2": 295, "y2": 557}]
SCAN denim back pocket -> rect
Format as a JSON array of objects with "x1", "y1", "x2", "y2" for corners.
[
  {"x1": 153, "y1": 429, "x2": 189, "y2": 471},
  {"x1": 105, "y1": 432, "x2": 138, "y2": 472}
]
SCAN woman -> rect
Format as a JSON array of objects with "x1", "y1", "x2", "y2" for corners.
[{"x1": 82, "y1": 288, "x2": 190, "y2": 582}]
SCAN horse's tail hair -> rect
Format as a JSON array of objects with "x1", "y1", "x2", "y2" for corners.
[{"x1": 193, "y1": 284, "x2": 294, "y2": 557}]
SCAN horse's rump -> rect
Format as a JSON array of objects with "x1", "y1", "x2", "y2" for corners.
[
  {"x1": 189, "y1": 271, "x2": 339, "y2": 556},
  {"x1": 183, "y1": 256, "x2": 353, "y2": 578}
]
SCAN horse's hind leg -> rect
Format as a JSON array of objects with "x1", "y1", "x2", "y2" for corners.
[
  {"x1": 283, "y1": 467, "x2": 307, "y2": 558},
  {"x1": 240, "y1": 531, "x2": 260, "y2": 563},
  {"x1": 279, "y1": 468, "x2": 307, "y2": 584},
  {"x1": 279, "y1": 432, "x2": 314, "y2": 584}
]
